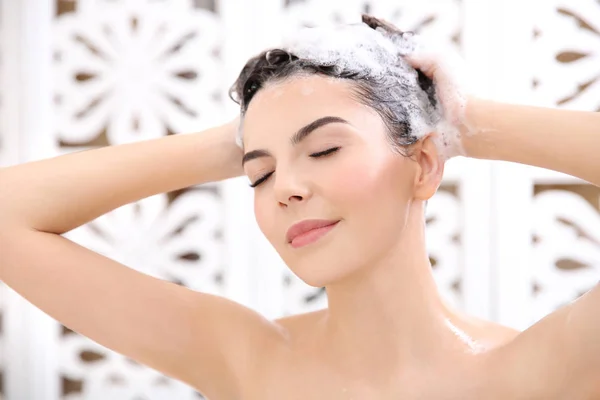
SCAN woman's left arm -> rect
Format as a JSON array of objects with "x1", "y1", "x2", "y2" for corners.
[
  {"x1": 463, "y1": 98, "x2": 600, "y2": 395},
  {"x1": 408, "y1": 48, "x2": 600, "y2": 395},
  {"x1": 462, "y1": 97, "x2": 600, "y2": 187}
]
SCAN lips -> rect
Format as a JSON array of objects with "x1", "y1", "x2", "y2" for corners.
[{"x1": 286, "y1": 219, "x2": 340, "y2": 248}]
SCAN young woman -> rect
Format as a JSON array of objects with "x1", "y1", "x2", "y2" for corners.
[{"x1": 1, "y1": 15, "x2": 599, "y2": 399}]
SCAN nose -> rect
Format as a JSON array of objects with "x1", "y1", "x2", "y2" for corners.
[{"x1": 273, "y1": 168, "x2": 311, "y2": 208}]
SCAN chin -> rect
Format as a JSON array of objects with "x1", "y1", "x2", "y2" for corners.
[
  {"x1": 282, "y1": 236, "x2": 368, "y2": 288},
  {"x1": 294, "y1": 271, "x2": 342, "y2": 288},
  {"x1": 286, "y1": 254, "x2": 360, "y2": 288}
]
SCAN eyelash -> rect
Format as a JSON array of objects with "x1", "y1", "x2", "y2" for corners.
[{"x1": 249, "y1": 147, "x2": 341, "y2": 188}]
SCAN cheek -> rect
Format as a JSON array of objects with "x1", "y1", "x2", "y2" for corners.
[
  {"x1": 253, "y1": 193, "x2": 275, "y2": 240},
  {"x1": 331, "y1": 164, "x2": 376, "y2": 200},
  {"x1": 324, "y1": 155, "x2": 409, "y2": 208}
]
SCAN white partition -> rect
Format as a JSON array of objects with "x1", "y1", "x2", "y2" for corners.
[
  {"x1": 0, "y1": 0, "x2": 598, "y2": 398},
  {"x1": 492, "y1": 0, "x2": 600, "y2": 330}
]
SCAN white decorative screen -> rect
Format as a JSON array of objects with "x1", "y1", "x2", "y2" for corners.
[
  {"x1": 493, "y1": 0, "x2": 600, "y2": 330},
  {"x1": 528, "y1": 0, "x2": 600, "y2": 323},
  {"x1": 49, "y1": 0, "x2": 227, "y2": 398},
  {"x1": 1, "y1": 0, "x2": 598, "y2": 398}
]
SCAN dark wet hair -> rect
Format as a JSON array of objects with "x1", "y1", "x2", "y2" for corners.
[{"x1": 229, "y1": 15, "x2": 438, "y2": 155}]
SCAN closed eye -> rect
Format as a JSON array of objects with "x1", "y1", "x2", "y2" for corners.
[
  {"x1": 249, "y1": 171, "x2": 273, "y2": 188},
  {"x1": 249, "y1": 147, "x2": 341, "y2": 188},
  {"x1": 310, "y1": 146, "x2": 340, "y2": 158}
]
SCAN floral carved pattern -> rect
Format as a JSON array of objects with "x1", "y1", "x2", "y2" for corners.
[
  {"x1": 282, "y1": 0, "x2": 462, "y2": 50},
  {"x1": 60, "y1": 191, "x2": 222, "y2": 399},
  {"x1": 532, "y1": 0, "x2": 600, "y2": 111},
  {"x1": 64, "y1": 191, "x2": 224, "y2": 292},
  {"x1": 531, "y1": 187, "x2": 600, "y2": 321},
  {"x1": 54, "y1": 0, "x2": 225, "y2": 146}
]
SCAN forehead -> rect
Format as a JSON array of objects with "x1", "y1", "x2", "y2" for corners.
[{"x1": 241, "y1": 75, "x2": 378, "y2": 149}]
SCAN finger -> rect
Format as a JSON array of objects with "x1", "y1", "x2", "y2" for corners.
[{"x1": 404, "y1": 54, "x2": 437, "y2": 78}]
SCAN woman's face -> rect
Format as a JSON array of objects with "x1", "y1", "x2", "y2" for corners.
[{"x1": 241, "y1": 75, "x2": 428, "y2": 287}]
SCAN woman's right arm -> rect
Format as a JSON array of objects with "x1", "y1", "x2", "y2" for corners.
[
  {"x1": 0, "y1": 122, "x2": 283, "y2": 398},
  {"x1": 0, "y1": 120, "x2": 243, "y2": 233}
]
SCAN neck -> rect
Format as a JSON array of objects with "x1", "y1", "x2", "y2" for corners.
[{"x1": 319, "y1": 211, "x2": 480, "y2": 380}]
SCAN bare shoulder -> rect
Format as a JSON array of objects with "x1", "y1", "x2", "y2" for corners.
[
  {"x1": 492, "y1": 284, "x2": 600, "y2": 399},
  {"x1": 274, "y1": 309, "x2": 327, "y2": 331},
  {"x1": 0, "y1": 225, "x2": 292, "y2": 400},
  {"x1": 184, "y1": 294, "x2": 291, "y2": 399},
  {"x1": 262, "y1": 304, "x2": 600, "y2": 399},
  {"x1": 459, "y1": 312, "x2": 521, "y2": 346}
]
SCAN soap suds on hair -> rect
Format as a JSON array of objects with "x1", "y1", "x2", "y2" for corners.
[
  {"x1": 278, "y1": 22, "x2": 445, "y2": 144},
  {"x1": 233, "y1": 16, "x2": 463, "y2": 159},
  {"x1": 281, "y1": 23, "x2": 419, "y2": 78}
]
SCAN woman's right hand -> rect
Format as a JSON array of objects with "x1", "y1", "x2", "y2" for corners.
[{"x1": 215, "y1": 115, "x2": 245, "y2": 179}]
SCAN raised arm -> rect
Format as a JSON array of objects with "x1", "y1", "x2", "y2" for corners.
[
  {"x1": 405, "y1": 50, "x2": 600, "y2": 397},
  {"x1": 462, "y1": 98, "x2": 600, "y2": 187},
  {"x1": 461, "y1": 98, "x2": 600, "y2": 397},
  {"x1": 0, "y1": 120, "x2": 243, "y2": 233},
  {"x1": 404, "y1": 49, "x2": 600, "y2": 186},
  {"x1": 0, "y1": 121, "x2": 283, "y2": 398}
]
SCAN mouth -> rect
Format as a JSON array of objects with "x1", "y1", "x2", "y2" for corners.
[{"x1": 286, "y1": 219, "x2": 340, "y2": 249}]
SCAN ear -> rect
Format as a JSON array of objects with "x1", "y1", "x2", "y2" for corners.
[{"x1": 412, "y1": 133, "x2": 445, "y2": 201}]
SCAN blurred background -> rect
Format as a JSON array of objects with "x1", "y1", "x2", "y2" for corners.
[{"x1": 0, "y1": 0, "x2": 598, "y2": 398}]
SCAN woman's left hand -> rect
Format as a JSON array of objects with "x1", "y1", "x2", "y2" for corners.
[
  {"x1": 404, "y1": 47, "x2": 476, "y2": 159},
  {"x1": 406, "y1": 45, "x2": 600, "y2": 189}
]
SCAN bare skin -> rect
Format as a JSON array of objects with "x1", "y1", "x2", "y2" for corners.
[{"x1": 1, "y1": 78, "x2": 599, "y2": 399}]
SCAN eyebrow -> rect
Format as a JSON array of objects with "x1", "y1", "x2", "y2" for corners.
[{"x1": 241, "y1": 116, "x2": 350, "y2": 166}]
